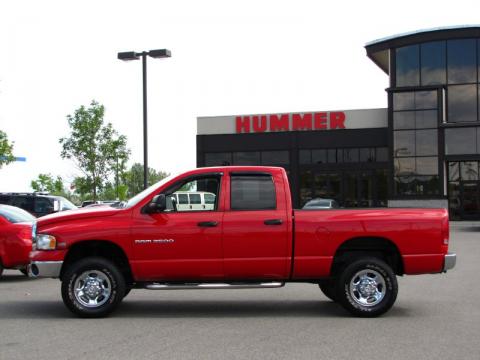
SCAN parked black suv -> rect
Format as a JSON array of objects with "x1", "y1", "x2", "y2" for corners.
[{"x1": 0, "y1": 192, "x2": 77, "y2": 217}]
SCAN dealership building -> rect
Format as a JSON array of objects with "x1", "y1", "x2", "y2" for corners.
[{"x1": 197, "y1": 26, "x2": 480, "y2": 220}]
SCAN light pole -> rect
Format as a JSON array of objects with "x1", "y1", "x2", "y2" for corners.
[{"x1": 118, "y1": 49, "x2": 171, "y2": 190}]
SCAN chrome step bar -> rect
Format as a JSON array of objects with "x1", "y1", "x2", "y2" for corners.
[{"x1": 145, "y1": 282, "x2": 285, "y2": 290}]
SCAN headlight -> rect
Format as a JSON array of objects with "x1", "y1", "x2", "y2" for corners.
[{"x1": 35, "y1": 234, "x2": 57, "y2": 250}]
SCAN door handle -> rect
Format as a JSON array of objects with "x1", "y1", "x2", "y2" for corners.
[
  {"x1": 264, "y1": 219, "x2": 283, "y2": 225},
  {"x1": 198, "y1": 221, "x2": 218, "y2": 227}
]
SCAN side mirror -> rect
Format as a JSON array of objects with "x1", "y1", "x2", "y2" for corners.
[{"x1": 146, "y1": 194, "x2": 166, "y2": 213}]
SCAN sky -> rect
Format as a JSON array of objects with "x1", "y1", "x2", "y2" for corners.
[{"x1": 0, "y1": 0, "x2": 479, "y2": 192}]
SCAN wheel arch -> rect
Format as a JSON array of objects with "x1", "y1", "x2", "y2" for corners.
[
  {"x1": 331, "y1": 237, "x2": 404, "y2": 276},
  {"x1": 61, "y1": 240, "x2": 133, "y2": 286}
]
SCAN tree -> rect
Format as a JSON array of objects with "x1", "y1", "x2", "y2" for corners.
[
  {"x1": 31, "y1": 173, "x2": 65, "y2": 194},
  {"x1": 123, "y1": 163, "x2": 169, "y2": 198},
  {"x1": 0, "y1": 130, "x2": 15, "y2": 169},
  {"x1": 60, "y1": 101, "x2": 130, "y2": 201}
]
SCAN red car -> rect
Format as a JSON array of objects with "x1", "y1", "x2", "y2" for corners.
[
  {"x1": 29, "y1": 166, "x2": 455, "y2": 318},
  {"x1": 0, "y1": 205, "x2": 35, "y2": 277}
]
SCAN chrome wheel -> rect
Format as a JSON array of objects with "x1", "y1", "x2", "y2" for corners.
[
  {"x1": 349, "y1": 269, "x2": 386, "y2": 307},
  {"x1": 74, "y1": 270, "x2": 112, "y2": 308}
]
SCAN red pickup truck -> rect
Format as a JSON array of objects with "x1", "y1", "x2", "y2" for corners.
[{"x1": 29, "y1": 166, "x2": 456, "y2": 318}]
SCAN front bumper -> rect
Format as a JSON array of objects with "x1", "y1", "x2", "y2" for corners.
[
  {"x1": 443, "y1": 252, "x2": 456, "y2": 272},
  {"x1": 28, "y1": 261, "x2": 63, "y2": 278}
]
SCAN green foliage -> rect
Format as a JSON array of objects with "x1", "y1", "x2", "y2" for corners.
[
  {"x1": 31, "y1": 173, "x2": 65, "y2": 194},
  {"x1": 0, "y1": 130, "x2": 15, "y2": 168},
  {"x1": 123, "y1": 163, "x2": 169, "y2": 198},
  {"x1": 59, "y1": 101, "x2": 130, "y2": 201}
]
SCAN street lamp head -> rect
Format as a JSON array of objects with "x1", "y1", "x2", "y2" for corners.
[
  {"x1": 118, "y1": 51, "x2": 140, "y2": 61},
  {"x1": 148, "y1": 49, "x2": 171, "y2": 59}
]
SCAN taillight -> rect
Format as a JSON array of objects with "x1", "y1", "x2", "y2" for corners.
[{"x1": 442, "y1": 213, "x2": 449, "y2": 246}]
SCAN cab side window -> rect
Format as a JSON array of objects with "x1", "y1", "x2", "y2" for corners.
[
  {"x1": 165, "y1": 176, "x2": 220, "y2": 212},
  {"x1": 230, "y1": 174, "x2": 276, "y2": 210}
]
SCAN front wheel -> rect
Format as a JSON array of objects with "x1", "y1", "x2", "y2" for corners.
[
  {"x1": 61, "y1": 257, "x2": 125, "y2": 318},
  {"x1": 335, "y1": 257, "x2": 398, "y2": 317}
]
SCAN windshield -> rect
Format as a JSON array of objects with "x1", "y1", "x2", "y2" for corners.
[
  {"x1": 0, "y1": 205, "x2": 36, "y2": 223},
  {"x1": 59, "y1": 197, "x2": 77, "y2": 210},
  {"x1": 124, "y1": 173, "x2": 178, "y2": 208}
]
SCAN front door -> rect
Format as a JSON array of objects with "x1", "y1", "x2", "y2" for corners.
[{"x1": 132, "y1": 174, "x2": 224, "y2": 281}]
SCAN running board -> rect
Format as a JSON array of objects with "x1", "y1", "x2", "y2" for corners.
[{"x1": 144, "y1": 282, "x2": 285, "y2": 290}]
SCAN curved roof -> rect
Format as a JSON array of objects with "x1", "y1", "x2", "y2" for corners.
[{"x1": 365, "y1": 25, "x2": 480, "y2": 74}]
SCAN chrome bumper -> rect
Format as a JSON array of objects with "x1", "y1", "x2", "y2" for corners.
[
  {"x1": 443, "y1": 252, "x2": 456, "y2": 272},
  {"x1": 28, "y1": 261, "x2": 63, "y2": 278}
]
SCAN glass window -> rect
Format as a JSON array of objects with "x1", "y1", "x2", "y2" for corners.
[
  {"x1": 416, "y1": 157, "x2": 438, "y2": 175},
  {"x1": 177, "y1": 194, "x2": 188, "y2": 204},
  {"x1": 415, "y1": 110, "x2": 438, "y2": 129},
  {"x1": 230, "y1": 175, "x2": 276, "y2": 210},
  {"x1": 0, "y1": 205, "x2": 35, "y2": 223},
  {"x1": 445, "y1": 127, "x2": 477, "y2": 155},
  {"x1": 359, "y1": 148, "x2": 375, "y2": 162},
  {"x1": 343, "y1": 148, "x2": 359, "y2": 163},
  {"x1": 189, "y1": 193, "x2": 201, "y2": 204},
  {"x1": 11, "y1": 196, "x2": 34, "y2": 212},
  {"x1": 448, "y1": 162, "x2": 460, "y2": 181},
  {"x1": 233, "y1": 152, "x2": 260, "y2": 165},
  {"x1": 376, "y1": 147, "x2": 389, "y2": 162},
  {"x1": 34, "y1": 197, "x2": 54, "y2": 214},
  {"x1": 415, "y1": 91, "x2": 437, "y2": 110},
  {"x1": 416, "y1": 176, "x2": 440, "y2": 195},
  {"x1": 312, "y1": 149, "x2": 327, "y2": 164},
  {"x1": 300, "y1": 170, "x2": 313, "y2": 206},
  {"x1": 394, "y1": 157, "x2": 416, "y2": 176},
  {"x1": 394, "y1": 111, "x2": 415, "y2": 129},
  {"x1": 396, "y1": 45, "x2": 420, "y2": 87},
  {"x1": 415, "y1": 129, "x2": 438, "y2": 156},
  {"x1": 204, "y1": 193, "x2": 215, "y2": 204},
  {"x1": 421, "y1": 41, "x2": 446, "y2": 85},
  {"x1": 299, "y1": 150, "x2": 311, "y2": 164},
  {"x1": 261, "y1": 151, "x2": 289, "y2": 165},
  {"x1": 167, "y1": 176, "x2": 220, "y2": 212},
  {"x1": 447, "y1": 85, "x2": 477, "y2": 123},
  {"x1": 393, "y1": 92, "x2": 415, "y2": 111},
  {"x1": 394, "y1": 131, "x2": 415, "y2": 157},
  {"x1": 447, "y1": 39, "x2": 477, "y2": 84},
  {"x1": 327, "y1": 149, "x2": 336, "y2": 163},
  {"x1": 461, "y1": 161, "x2": 479, "y2": 181},
  {"x1": 205, "y1": 152, "x2": 231, "y2": 166},
  {"x1": 336, "y1": 149, "x2": 343, "y2": 163}
]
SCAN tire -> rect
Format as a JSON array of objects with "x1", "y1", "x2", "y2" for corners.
[
  {"x1": 123, "y1": 287, "x2": 131, "y2": 299},
  {"x1": 318, "y1": 280, "x2": 337, "y2": 302},
  {"x1": 61, "y1": 257, "x2": 126, "y2": 318},
  {"x1": 335, "y1": 257, "x2": 398, "y2": 317}
]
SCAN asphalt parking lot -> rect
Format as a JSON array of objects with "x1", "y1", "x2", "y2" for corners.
[{"x1": 1, "y1": 226, "x2": 479, "y2": 360}]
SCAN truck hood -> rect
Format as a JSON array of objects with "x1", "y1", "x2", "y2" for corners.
[{"x1": 37, "y1": 205, "x2": 121, "y2": 227}]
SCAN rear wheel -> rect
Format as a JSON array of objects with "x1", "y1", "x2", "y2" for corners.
[
  {"x1": 335, "y1": 257, "x2": 398, "y2": 317},
  {"x1": 318, "y1": 280, "x2": 337, "y2": 302},
  {"x1": 61, "y1": 257, "x2": 125, "y2": 318}
]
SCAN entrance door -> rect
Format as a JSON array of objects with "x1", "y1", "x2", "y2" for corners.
[{"x1": 461, "y1": 181, "x2": 480, "y2": 219}]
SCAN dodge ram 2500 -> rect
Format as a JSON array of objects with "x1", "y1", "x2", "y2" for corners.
[{"x1": 29, "y1": 166, "x2": 456, "y2": 317}]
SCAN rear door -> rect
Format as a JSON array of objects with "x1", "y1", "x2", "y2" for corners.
[{"x1": 222, "y1": 170, "x2": 291, "y2": 280}]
